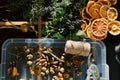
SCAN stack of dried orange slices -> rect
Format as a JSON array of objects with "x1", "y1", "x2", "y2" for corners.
[{"x1": 80, "y1": 0, "x2": 120, "y2": 40}]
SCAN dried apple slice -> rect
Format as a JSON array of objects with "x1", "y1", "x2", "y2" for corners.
[
  {"x1": 100, "y1": 5, "x2": 110, "y2": 18},
  {"x1": 108, "y1": 21, "x2": 120, "y2": 35},
  {"x1": 107, "y1": 7, "x2": 118, "y2": 21},
  {"x1": 91, "y1": 19, "x2": 108, "y2": 38}
]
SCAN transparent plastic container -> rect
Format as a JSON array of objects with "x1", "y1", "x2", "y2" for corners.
[{"x1": 0, "y1": 38, "x2": 109, "y2": 80}]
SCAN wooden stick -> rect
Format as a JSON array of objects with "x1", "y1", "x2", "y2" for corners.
[
  {"x1": 0, "y1": 21, "x2": 45, "y2": 26},
  {"x1": 38, "y1": 17, "x2": 44, "y2": 38}
]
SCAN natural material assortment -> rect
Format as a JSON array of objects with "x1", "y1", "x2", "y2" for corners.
[
  {"x1": 1, "y1": 0, "x2": 120, "y2": 40},
  {"x1": 40, "y1": 0, "x2": 120, "y2": 40},
  {"x1": 7, "y1": 61, "x2": 19, "y2": 77},
  {"x1": 7, "y1": 40, "x2": 92, "y2": 80},
  {"x1": 80, "y1": 0, "x2": 120, "y2": 40}
]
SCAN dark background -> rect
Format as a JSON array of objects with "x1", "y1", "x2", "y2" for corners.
[{"x1": 0, "y1": 0, "x2": 120, "y2": 80}]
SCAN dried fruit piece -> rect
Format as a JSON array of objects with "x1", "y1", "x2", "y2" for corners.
[
  {"x1": 91, "y1": 32, "x2": 107, "y2": 40},
  {"x1": 108, "y1": 21, "x2": 120, "y2": 35},
  {"x1": 91, "y1": 19, "x2": 108, "y2": 40},
  {"x1": 86, "y1": 1, "x2": 95, "y2": 14},
  {"x1": 86, "y1": 26, "x2": 92, "y2": 38},
  {"x1": 81, "y1": 7, "x2": 92, "y2": 20},
  {"x1": 89, "y1": 0, "x2": 97, "y2": 1},
  {"x1": 107, "y1": 7, "x2": 118, "y2": 21},
  {"x1": 100, "y1": 5, "x2": 110, "y2": 18},
  {"x1": 20, "y1": 24, "x2": 28, "y2": 33},
  {"x1": 88, "y1": 2, "x2": 101, "y2": 19},
  {"x1": 98, "y1": 0, "x2": 111, "y2": 6},
  {"x1": 80, "y1": 19, "x2": 91, "y2": 31},
  {"x1": 110, "y1": 0, "x2": 117, "y2": 5}
]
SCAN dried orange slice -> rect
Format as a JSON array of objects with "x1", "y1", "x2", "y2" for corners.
[
  {"x1": 80, "y1": 19, "x2": 91, "y2": 31},
  {"x1": 110, "y1": 0, "x2": 117, "y2": 5},
  {"x1": 107, "y1": 7, "x2": 118, "y2": 21},
  {"x1": 97, "y1": 0, "x2": 111, "y2": 6},
  {"x1": 86, "y1": 1, "x2": 95, "y2": 14},
  {"x1": 100, "y1": 5, "x2": 110, "y2": 18},
  {"x1": 89, "y1": 0, "x2": 98, "y2": 1},
  {"x1": 91, "y1": 19, "x2": 108, "y2": 37},
  {"x1": 80, "y1": 20, "x2": 87, "y2": 31},
  {"x1": 108, "y1": 21, "x2": 120, "y2": 35},
  {"x1": 86, "y1": 25, "x2": 107, "y2": 40},
  {"x1": 86, "y1": 26, "x2": 92, "y2": 38},
  {"x1": 91, "y1": 32, "x2": 107, "y2": 40},
  {"x1": 88, "y1": 3, "x2": 101, "y2": 19},
  {"x1": 81, "y1": 7, "x2": 92, "y2": 19}
]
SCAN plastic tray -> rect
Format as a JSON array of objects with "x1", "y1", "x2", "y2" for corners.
[{"x1": 0, "y1": 38, "x2": 109, "y2": 80}]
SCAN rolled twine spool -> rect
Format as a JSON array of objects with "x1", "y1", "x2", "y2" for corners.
[{"x1": 65, "y1": 40, "x2": 91, "y2": 56}]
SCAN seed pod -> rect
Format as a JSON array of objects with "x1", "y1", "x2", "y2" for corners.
[
  {"x1": 42, "y1": 51, "x2": 49, "y2": 54},
  {"x1": 58, "y1": 77, "x2": 64, "y2": 80},
  {"x1": 60, "y1": 67, "x2": 65, "y2": 73},
  {"x1": 41, "y1": 67, "x2": 47, "y2": 72},
  {"x1": 69, "y1": 77, "x2": 74, "y2": 80},
  {"x1": 66, "y1": 61, "x2": 72, "y2": 67},
  {"x1": 45, "y1": 69, "x2": 49, "y2": 75},
  {"x1": 20, "y1": 24, "x2": 28, "y2": 33},
  {"x1": 50, "y1": 67, "x2": 55, "y2": 74},
  {"x1": 59, "y1": 62, "x2": 63, "y2": 66},
  {"x1": 52, "y1": 61, "x2": 59, "y2": 65},
  {"x1": 42, "y1": 61, "x2": 48, "y2": 66},
  {"x1": 25, "y1": 48, "x2": 30, "y2": 54},
  {"x1": 76, "y1": 70, "x2": 82, "y2": 76},
  {"x1": 64, "y1": 73, "x2": 70, "y2": 78},
  {"x1": 41, "y1": 72, "x2": 45, "y2": 76},
  {"x1": 58, "y1": 72, "x2": 63, "y2": 78},
  {"x1": 61, "y1": 56, "x2": 65, "y2": 60},
  {"x1": 27, "y1": 54, "x2": 33, "y2": 60},
  {"x1": 47, "y1": 47, "x2": 53, "y2": 53},
  {"x1": 27, "y1": 61, "x2": 33, "y2": 66},
  {"x1": 53, "y1": 76, "x2": 59, "y2": 80},
  {"x1": 36, "y1": 58, "x2": 46, "y2": 62}
]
